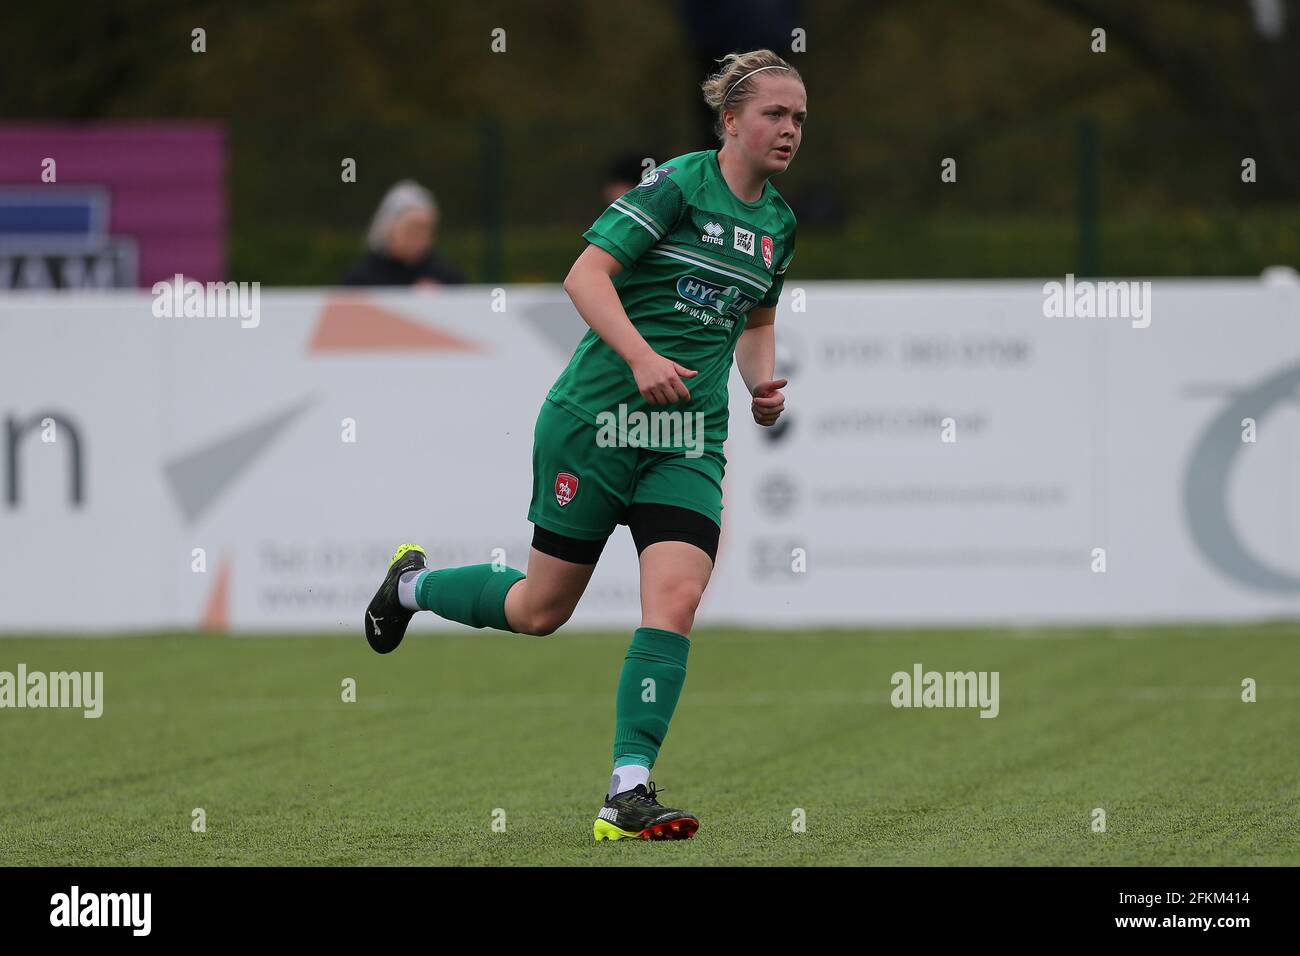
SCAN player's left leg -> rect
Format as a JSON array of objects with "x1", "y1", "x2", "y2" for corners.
[
  {"x1": 638, "y1": 536, "x2": 715, "y2": 635},
  {"x1": 593, "y1": 452, "x2": 723, "y2": 842}
]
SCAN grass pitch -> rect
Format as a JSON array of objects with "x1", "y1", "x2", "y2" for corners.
[{"x1": 1, "y1": 623, "x2": 1297, "y2": 866}]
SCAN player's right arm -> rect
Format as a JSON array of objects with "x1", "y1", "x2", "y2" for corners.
[{"x1": 563, "y1": 240, "x2": 696, "y2": 406}]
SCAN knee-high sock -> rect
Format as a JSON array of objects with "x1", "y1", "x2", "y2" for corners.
[
  {"x1": 415, "y1": 564, "x2": 525, "y2": 632},
  {"x1": 611, "y1": 627, "x2": 691, "y2": 770}
]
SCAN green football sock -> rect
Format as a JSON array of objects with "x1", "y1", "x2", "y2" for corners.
[
  {"x1": 611, "y1": 627, "x2": 691, "y2": 770},
  {"x1": 415, "y1": 564, "x2": 525, "y2": 632}
]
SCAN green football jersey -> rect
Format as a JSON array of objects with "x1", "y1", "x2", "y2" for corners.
[{"x1": 546, "y1": 148, "x2": 797, "y2": 454}]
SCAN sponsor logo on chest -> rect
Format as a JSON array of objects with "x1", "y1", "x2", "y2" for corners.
[{"x1": 676, "y1": 276, "x2": 755, "y2": 319}]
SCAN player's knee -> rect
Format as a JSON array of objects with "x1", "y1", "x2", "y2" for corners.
[
  {"x1": 650, "y1": 578, "x2": 705, "y2": 630},
  {"x1": 671, "y1": 577, "x2": 706, "y2": 612},
  {"x1": 518, "y1": 603, "x2": 573, "y2": 637}
]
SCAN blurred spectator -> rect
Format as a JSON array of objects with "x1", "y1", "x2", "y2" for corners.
[
  {"x1": 602, "y1": 152, "x2": 655, "y2": 206},
  {"x1": 340, "y1": 180, "x2": 465, "y2": 286},
  {"x1": 677, "y1": 0, "x2": 802, "y2": 148}
]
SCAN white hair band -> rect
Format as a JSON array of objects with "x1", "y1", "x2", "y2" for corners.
[{"x1": 724, "y1": 65, "x2": 790, "y2": 102}]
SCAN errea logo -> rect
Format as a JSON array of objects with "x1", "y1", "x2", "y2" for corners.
[{"x1": 701, "y1": 222, "x2": 724, "y2": 246}]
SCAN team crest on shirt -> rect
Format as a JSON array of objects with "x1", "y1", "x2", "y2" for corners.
[
  {"x1": 761, "y1": 235, "x2": 774, "y2": 268},
  {"x1": 733, "y1": 226, "x2": 755, "y2": 256},
  {"x1": 554, "y1": 472, "x2": 579, "y2": 507}
]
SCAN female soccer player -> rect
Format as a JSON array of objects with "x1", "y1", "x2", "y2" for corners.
[{"x1": 364, "y1": 49, "x2": 805, "y2": 842}]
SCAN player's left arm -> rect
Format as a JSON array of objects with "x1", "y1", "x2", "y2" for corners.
[{"x1": 737, "y1": 305, "x2": 786, "y2": 427}]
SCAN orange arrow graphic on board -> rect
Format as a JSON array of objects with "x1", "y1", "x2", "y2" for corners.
[{"x1": 309, "y1": 298, "x2": 486, "y2": 353}]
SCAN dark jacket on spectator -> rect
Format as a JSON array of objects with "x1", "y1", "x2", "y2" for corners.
[{"x1": 340, "y1": 249, "x2": 466, "y2": 287}]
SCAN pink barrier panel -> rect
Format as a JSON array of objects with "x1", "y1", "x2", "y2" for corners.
[{"x1": 0, "y1": 123, "x2": 226, "y2": 285}]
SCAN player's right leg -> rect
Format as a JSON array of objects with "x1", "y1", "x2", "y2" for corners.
[
  {"x1": 503, "y1": 540, "x2": 599, "y2": 637},
  {"x1": 364, "y1": 534, "x2": 601, "y2": 652},
  {"x1": 364, "y1": 399, "x2": 628, "y2": 651},
  {"x1": 507, "y1": 398, "x2": 630, "y2": 634}
]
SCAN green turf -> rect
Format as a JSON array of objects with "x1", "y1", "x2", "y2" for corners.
[{"x1": 1, "y1": 624, "x2": 1297, "y2": 866}]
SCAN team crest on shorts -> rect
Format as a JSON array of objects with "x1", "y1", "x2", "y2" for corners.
[
  {"x1": 761, "y1": 235, "x2": 774, "y2": 269},
  {"x1": 554, "y1": 471, "x2": 579, "y2": 507}
]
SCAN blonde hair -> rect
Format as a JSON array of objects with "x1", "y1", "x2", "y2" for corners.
[{"x1": 700, "y1": 49, "x2": 804, "y2": 142}]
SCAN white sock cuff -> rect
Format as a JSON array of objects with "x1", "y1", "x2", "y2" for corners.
[
  {"x1": 397, "y1": 569, "x2": 427, "y2": 611},
  {"x1": 607, "y1": 763, "x2": 649, "y2": 800}
]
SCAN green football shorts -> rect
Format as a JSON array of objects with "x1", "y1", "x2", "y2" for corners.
[{"x1": 526, "y1": 398, "x2": 725, "y2": 541}]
